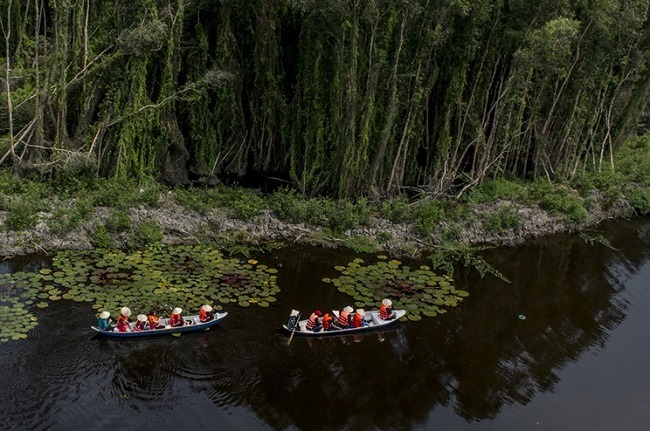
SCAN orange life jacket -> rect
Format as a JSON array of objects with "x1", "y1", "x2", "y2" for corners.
[
  {"x1": 116, "y1": 315, "x2": 130, "y2": 332},
  {"x1": 148, "y1": 315, "x2": 160, "y2": 329},
  {"x1": 322, "y1": 313, "x2": 333, "y2": 330},
  {"x1": 306, "y1": 313, "x2": 319, "y2": 330},
  {"x1": 352, "y1": 313, "x2": 364, "y2": 328},
  {"x1": 199, "y1": 308, "x2": 212, "y2": 322},
  {"x1": 337, "y1": 311, "x2": 350, "y2": 328},
  {"x1": 170, "y1": 313, "x2": 183, "y2": 327},
  {"x1": 380, "y1": 304, "x2": 393, "y2": 320}
]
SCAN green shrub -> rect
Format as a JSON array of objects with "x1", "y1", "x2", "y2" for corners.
[
  {"x1": 172, "y1": 187, "x2": 214, "y2": 214},
  {"x1": 345, "y1": 235, "x2": 380, "y2": 253},
  {"x1": 227, "y1": 189, "x2": 264, "y2": 220},
  {"x1": 528, "y1": 181, "x2": 589, "y2": 222},
  {"x1": 626, "y1": 187, "x2": 650, "y2": 215},
  {"x1": 414, "y1": 199, "x2": 445, "y2": 237},
  {"x1": 380, "y1": 196, "x2": 413, "y2": 223},
  {"x1": 91, "y1": 224, "x2": 113, "y2": 248},
  {"x1": 269, "y1": 188, "x2": 307, "y2": 222},
  {"x1": 483, "y1": 206, "x2": 522, "y2": 233},
  {"x1": 463, "y1": 178, "x2": 527, "y2": 204},
  {"x1": 127, "y1": 220, "x2": 163, "y2": 249},
  {"x1": 105, "y1": 208, "x2": 132, "y2": 232},
  {"x1": 3, "y1": 199, "x2": 41, "y2": 231},
  {"x1": 47, "y1": 198, "x2": 95, "y2": 236}
]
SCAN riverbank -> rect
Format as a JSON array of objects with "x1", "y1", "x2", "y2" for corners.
[{"x1": 0, "y1": 182, "x2": 641, "y2": 259}]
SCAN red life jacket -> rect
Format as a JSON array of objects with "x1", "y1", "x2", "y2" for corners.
[
  {"x1": 352, "y1": 313, "x2": 364, "y2": 328},
  {"x1": 322, "y1": 314, "x2": 333, "y2": 330},
  {"x1": 337, "y1": 311, "x2": 349, "y2": 328},
  {"x1": 170, "y1": 313, "x2": 183, "y2": 327},
  {"x1": 148, "y1": 315, "x2": 160, "y2": 329},
  {"x1": 306, "y1": 313, "x2": 319, "y2": 330},
  {"x1": 116, "y1": 315, "x2": 130, "y2": 332}
]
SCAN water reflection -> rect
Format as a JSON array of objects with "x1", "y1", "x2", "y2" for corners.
[{"x1": 0, "y1": 221, "x2": 648, "y2": 430}]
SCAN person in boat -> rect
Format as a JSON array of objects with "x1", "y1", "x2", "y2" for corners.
[
  {"x1": 199, "y1": 304, "x2": 214, "y2": 322},
  {"x1": 379, "y1": 298, "x2": 397, "y2": 320},
  {"x1": 351, "y1": 309, "x2": 368, "y2": 328},
  {"x1": 322, "y1": 312, "x2": 338, "y2": 331},
  {"x1": 115, "y1": 307, "x2": 132, "y2": 332},
  {"x1": 286, "y1": 309, "x2": 301, "y2": 331},
  {"x1": 170, "y1": 307, "x2": 184, "y2": 327},
  {"x1": 97, "y1": 311, "x2": 112, "y2": 331},
  {"x1": 148, "y1": 310, "x2": 164, "y2": 330},
  {"x1": 134, "y1": 314, "x2": 148, "y2": 331},
  {"x1": 306, "y1": 310, "x2": 323, "y2": 332},
  {"x1": 337, "y1": 306, "x2": 354, "y2": 329}
]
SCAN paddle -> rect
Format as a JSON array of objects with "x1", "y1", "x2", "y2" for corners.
[{"x1": 286, "y1": 325, "x2": 296, "y2": 346}]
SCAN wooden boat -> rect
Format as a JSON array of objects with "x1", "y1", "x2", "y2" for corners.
[
  {"x1": 283, "y1": 309, "x2": 406, "y2": 337},
  {"x1": 91, "y1": 312, "x2": 228, "y2": 338}
]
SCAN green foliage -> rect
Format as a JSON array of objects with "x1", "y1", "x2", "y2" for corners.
[
  {"x1": 463, "y1": 178, "x2": 527, "y2": 204},
  {"x1": 483, "y1": 206, "x2": 522, "y2": 233},
  {"x1": 414, "y1": 200, "x2": 446, "y2": 237},
  {"x1": 380, "y1": 196, "x2": 414, "y2": 223},
  {"x1": 47, "y1": 199, "x2": 94, "y2": 236},
  {"x1": 105, "y1": 209, "x2": 132, "y2": 233},
  {"x1": 528, "y1": 181, "x2": 589, "y2": 222},
  {"x1": 91, "y1": 225, "x2": 113, "y2": 248},
  {"x1": 89, "y1": 177, "x2": 162, "y2": 209},
  {"x1": 345, "y1": 235, "x2": 380, "y2": 254},
  {"x1": 172, "y1": 187, "x2": 215, "y2": 214},
  {"x1": 127, "y1": 220, "x2": 164, "y2": 250},
  {"x1": 3, "y1": 198, "x2": 44, "y2": 232},
  {"x1": 626, "y1": 187, "x2": 650, "y2": 215},
  {"x1": 428, "y1": 243, "x2": 510, "y2": 282},
  {"x1": 269, "y1": 188, "x2": 307, "y2": 223}
]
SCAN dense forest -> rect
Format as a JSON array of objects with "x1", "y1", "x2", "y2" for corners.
[{"x1": 1, "y1": 0, "x2": 649, "y2": 198}]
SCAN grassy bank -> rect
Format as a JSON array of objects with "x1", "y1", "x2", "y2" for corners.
[{"x1": 1, "y1": 136, "x2": 648, "y2": 261}]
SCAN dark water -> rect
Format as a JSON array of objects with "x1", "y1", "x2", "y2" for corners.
[{"x1": 1, "y1": 220, "x2": 649, "y2": 431}]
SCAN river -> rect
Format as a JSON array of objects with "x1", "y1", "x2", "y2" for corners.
[{"x1": 0, "y1": 220, "x2": 648, "y2": 430}]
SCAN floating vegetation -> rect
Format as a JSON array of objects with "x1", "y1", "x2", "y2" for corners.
[
  {"x1": 324, "y1": 257, "x2": 468, "y2": 321},
  {"x1": 0, "y1": 245, "x2": 280, "y2": 343}
]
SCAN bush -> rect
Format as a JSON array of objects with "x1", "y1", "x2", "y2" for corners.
[
  {"x1": 91, "y1": 224, "x2": 113, "y2": 248},
  {"x1": 105, "y1": 208, "x2": 132, "y2": 232},
  {"x1": 626, "y1": 187, "x2": 650, "y2": 215},
  {"x1": 269, "y1": 188, "x2": 307, "y2": 222},
  {"x1": 528, "y1": 181, "x2": 589, "y2": 222},
  {"x1": 172, "y1": 187, "x2": 214, "y2": 214},
  {"x1": 127, "y1": 220, "x2": 163, "y2": 249},
  {"x1": 47, "y1": 199, "x2": 94, "y2": 236},
  {"x1": 345, "y1": 235, "x2": 380, "y2": 253},
  {"x1": 414, "y1": 199, "x2": 445, "y2": 237},
  {"x1": 463, "y1": 178, "x2": 527, "y2": 204},
  {"x1": 380, "y1": 196, "x2": 413, "y2": 223},
  {"x1": 483, "y1": 206, "x2": 522, "y2": 233}
]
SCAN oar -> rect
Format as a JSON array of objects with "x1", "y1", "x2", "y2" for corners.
[{"x1": 286, "y1": 325, "x2": 297, "y2": 346}]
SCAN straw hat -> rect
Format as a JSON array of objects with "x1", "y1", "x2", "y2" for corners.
[
  {"x1": 382, "y1": 298, "x2": 392, "y2": 306},
  {"x1": 99, "y1": 311, "x2": 110, "y2": 319},
  {"x1": 356, "y1": 308, "x2": 365, "y2": 315},
  {"x1": 290, "y1": 309, "x2": 300, "y2": 317},
  {"x1": 120, "y1": 307, "x2": 132, "y2": 317},
  {"x1": 137, "y1": 314, "x2": 147, "y2": 322},
  {"x1": 201, "y1": 304, "x2": 213, "y2": 312},
  {"x1": 343, "y1": 306, "x2": 354, "y2": 313},
  {"x1": 172, "y1": 307, "x2": 182, "y2": 315}
]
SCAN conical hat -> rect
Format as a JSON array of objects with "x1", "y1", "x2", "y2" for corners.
[
  {"x1": 201, "y1": 304, "x2": 213, "y2": 312},
  {"x1": 356, "y1": 308, "x2": 365, "y2": 315},
  {"x1": 120, "y1": 307, "x2": 131, "y2": 317},
  {"x1": 382, "y1": 298, "x2": 392, "y2": 306},
  {"x1": 99, "y1": 311, "x2": 110, "y2": 319},
  {"x1": 172, "y1": 307, "x2": 182, "y2": 315},
  {"x1": 290, "y1": 309, "x2": 299, "y2": 317},
  {"x1": 343, "y1": 306, "x2": 354, "y2": 313},
  {"x1": 137, "y1": 314, "x2": 147, "y2": 322}
]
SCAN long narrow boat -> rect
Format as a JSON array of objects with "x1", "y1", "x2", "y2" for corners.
[
  {"x1": 91, "y1": 312, "x2": 228, "y2": 338},
  {"x1": 283, "y1": 309, "x2": 406, "y2": 337}
]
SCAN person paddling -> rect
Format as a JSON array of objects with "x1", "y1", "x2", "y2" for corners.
[
  {"x1": 97, "y1": 311, "x2": 112, "y2": 331},
  {"x1": 286, "y1": 309, "x2": 301, "y2": 331}
]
